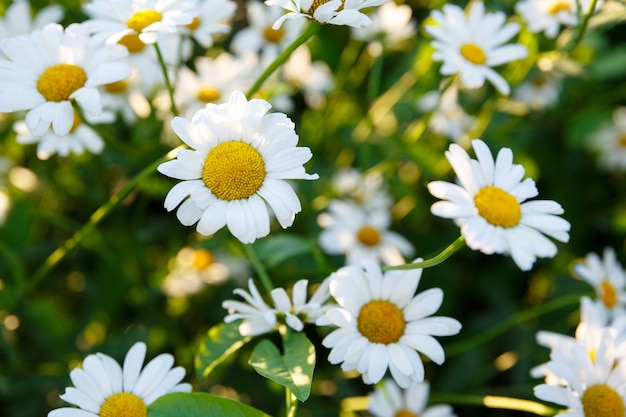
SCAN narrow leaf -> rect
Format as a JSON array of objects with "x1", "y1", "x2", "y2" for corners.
[
  {"x1": 149, "y1": 392, "x2": 271, "y2": 417},
  {"x1": 195, "y1": 321, "x2": 252, "y2": 380},
  {"x1": 248, "y1": 332, "x2": 315, "y2": 402}
]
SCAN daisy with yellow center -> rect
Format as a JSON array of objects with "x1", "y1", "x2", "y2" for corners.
[
  {"x1": 425, "y1": 2, "x2": 528, "y2": 95},
  {"x1": 48, "y1": 342, "x2": 191, "y2": 417},
  {"x1": 586, "y1": 107, "x2": 626, "y2": 172},
  {"x1": 368, "y1": 379, "x2": 457, "y2": 417},
  {"x1": 573, "y1": 248, "x2": 626, "y2": 317},
  {"x1": 157, "y1": 90, "x2": 318, "y2": 244},
  {"x1": 317, "y1": 199, "x2": 414, "y2": 266},
  {"x1": 0, "y1": 23, "x2": 130, "y2": 136},
  {"x1": 516, "y1": 0, "x2": 603, "y2": 39},
  {"x1": 428, "y1": 139, "x2": 570, "y2": 271},
  {"x1": 265, "y1": 0, "x2": 388, "y2": 29},
  {"x1": 82, "y1": 0, "x2": 197, "y2": 46},
  {"x1": 317, "y1": 260, "x2": 461, "y2": 388}
]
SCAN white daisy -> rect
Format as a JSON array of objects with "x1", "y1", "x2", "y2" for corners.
[
  {"x1": 48, "y1": 341, "x2": 191, "y2": 417},
  {"x1": 282, "y1": 45, "x2": 333, "y2": 109},
  {"x1": 0, "y1": 0, "x2": 63, "y2": 44},
  {"x1": 265, "y1": 0, "x2": 388, "y2": 29},
  {"x1": 178, "y1": 0, "x2": 236, "y2": 49},
  {"x1": 425, "y1": 1, "x2": 528, "y2": 95},
  {"x1": 0, "y1": 23, "x2": 130, "y2": 136},
  {"x1": 157, "y1": 90, "x2": 318, "y2": 244},
  {"x1": 317, "y1": 199, "x2": 414, "y2": 266},
  {"x1": 223, "y1": 278, "x2": 331, "y2": 336},
  {"x1": 330, "y1": 167, "x2": 393, "y2": 211},
  {"x1": 427, "y1": 139, "x2": 571, "y2": 271},
  {"x1": 318, "y1": 260, "x2": 462, "y2": 388},
  {"x1": 513, "y1": 72, "x2": 562, "y2": 111},
  {"x1": 534, "y1": 326, "x2": 626, "y2": 417},
  {"x1": 231, "y1": 1, "x2": 304, "y2": 63},
  {"x1": 416, "y1": 87, "x2": 476, "y2": 144},
  {"x1": 573, "y1": 247, "x2": 626, "y2": 318},
  {"x1": 516, "y1": 0, "x2": 603, "y2": 39},
  {"x1": 351, "y1": 1, "x2": 416, "y2": 49},
  {"x1": 586, "y1": 107, "x2": 626, "y2": 172},
  {"x1": 368, "y1": 379, "x2": 456, "y2": 417},
  {"x1": 82, "y1": 0, "x2": 198, "y2": 46}
]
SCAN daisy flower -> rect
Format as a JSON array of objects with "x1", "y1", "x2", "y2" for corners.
[
  {"x1": 586, "y1": 107, "x2": 626, "y2": 172},
  {"x1": 282, "y1": 45, "x2": 333, "y2": 109},
  {"x1": 223, "y1": 278, "x2": 331, "y2": 336},
  {"x1": 516, "y1": 0, "x2": 603, "y2": 39},
  {"x1": 178, "y1": 0, "x2": 236, "y2": 49},
  {"x1": 573, "y1": 247, "x2": 626, "y2": 318},
  {"x1": 157, "y1": 90, "x2": 318, "y2": 244},
  {"x1": 330, "y1": 168, "x2": 393, "y2": 211},
  {"x1": 265, "y1": 0, "x2": 388, "y2": 29},
  {"x1": 368, "y1": 379, "x2": 456, "y2": 417},
  {"x1": 513, "y1": 72, "x2": 562, "y2": 111},
  {"x1": 417, "y1": 86, "x2": 476, "y2": 144},
  {"x1": 48, "y1": 341, "x2": 191, "y2": 417},
  {"x1": 427, "y1": 139, "x2": 571, "y2": 271},
  {"x1": 0, "y1": 0, "x2": 63, "y2": 45},
  {"x1": 534, "y1": 326, "x2": 626, "y2": 417},
  {"x1": 318, "y1": 260, "x2": 462, "y2": 388},
  {"x1": 351, "y1": 1, "x2": 416, "y2": 49},
  {"x1": 82, "y1": 0, "x2": 198, "y2": 46},
  {"x1": 425, "y1": 2, "x2": 528, "y2": 95},
  {"x1": 0, "y1": 23, "x2": 130, "y2": 136},
  {"x1": 317, "y1": 199, "x2": 414, "y2": 266}
]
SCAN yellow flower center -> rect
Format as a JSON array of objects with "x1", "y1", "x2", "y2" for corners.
[
  {"x1": 395, "y1": 411, "x2": 419, "y2": 417},
  {"x1": 192, "y1": 249, "x2": 214, "y2": 270},
  {"x1": 202, "y1": 141, "x2": 266, "y2": 201},
  {"x1": 356, "y1": 225, "x2": 381, "y2": 247},
  {"x1": 127, "y1": 9, "x2": 163, "y2": 32},
  {"x1": 99, "y1": 392, "x2": 147, "y2": 417},
  {"x1": 118, "y1": 33, "x2": 147, "y2": 54},
  {"x1": 460, "y1": 43, "x2": 487, "y2": 65},
  {"x1": 196, "y1": 86, "x2": 221, "y2": 103},
  {"x1": 37, "y1": 64, "x2": 87, "y2": 102},
  {"x1": 548, "y1": 1, "x2": 571, "y2": 14},
  {"x1": 308, "y1": 0, "x2": 345, "y2": 15},
  {"x1": 186, "y1": 16, "x2": 201, "y2": 31},
  {"x1": 581, "y1": 384, "x2": 625, "y2": 417},
  {"x1": 357, "y1": 300, "x2": 406, "y2": 344},
  {"x1": 105, "y1": 79, "x2": 130, "y2": 94},
  {"x1": 474, "y1": 186, "x2": 521, "y2": 228},
  {"x1": 263, "y1": 25, "x2": 285, "y2": 44},
  {"x1": 601, "y1": 280, "x2": 619, "y2": 308}
]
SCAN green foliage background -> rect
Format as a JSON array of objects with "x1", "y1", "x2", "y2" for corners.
[{"x1": 2, "y1": 0, "x2": 626, "y2": 416}]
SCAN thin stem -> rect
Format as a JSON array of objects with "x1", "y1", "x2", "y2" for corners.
[
  {"x1": 446, "y1": 292, "x2": 586, "y2": 357},
  {"x1": 565, "y1": 0, "x2": 599, "y2": 52},
  {"x1": 153, "y1": 42, "x2": 179, "y2": 116},
  {"x1": 285, "y1": 388, "x2": 298, "y2": 417},
  {"x1": 382, "y1": 236, "x2": 466, "y2": 271},
  {"x1": 246, "y1": 21, "x2": 320, "y2": 99},
  {"x1": 429, "y1": 393, "x2": 557, "y2": 416},
  {"x1": 244, "y1": 244, "x2": 274, "y2": 293}
]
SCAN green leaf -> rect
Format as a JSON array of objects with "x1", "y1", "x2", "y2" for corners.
[
  {"x1": 195, "y1": 321, "x2": 252, "y2": 380},
  {"x1": 254, "y1": 235, "x2": 313, "y2": 268},
  {"x1": 148, "y1": 392, "x2": 271, "y2": 417},
  {"x1": 248, "y1": 332, "x2": 315, "y2": 402}
]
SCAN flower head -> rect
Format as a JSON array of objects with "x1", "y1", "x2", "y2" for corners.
[
  {"x1": 425, "y1": 2, "x2": 528, "y2": 95},
  {"x1": 586, "y1": 107, "x2": 626, "y2": 172},
  {"x1": 351, "y1": 2, "x2": 416, "y2": 48},
  {"x1": 0, "y1": 23, "x2": 130, "y2": 136},
  {"x1": 427, "y1": 139, "x2": 571, "y2": 271},
  {"x1": 48, "y1": 342, "x2": 191, "y2": 417},
  {"x1": 157, "y1": 90, "x2": 318, "y2": 244},
  {"x1": 265, "y1": 0, "x2": 388, "y2": 29},
  {"x1": 0, "y1": 0, "x2": 64, "y2": 46},
  {"x1": 516, "y1": 0, "x2": 603, "y2": 38},
  {"x1": 513, "y1": 72, "x2": 562, "y2": 111},
  {"x1": 318, "y1": 260, "x2": 461, "y2": 388},
  {"x1": 368, "y1": 379, "x2": 456, "y2": 417}
]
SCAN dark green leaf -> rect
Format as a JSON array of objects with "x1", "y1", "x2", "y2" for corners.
[
  {"x1": 195, "y1": 321, "x2": 252, "y2": 380},
  {"x1": 248, "y1": 332, "x2": 315, "y2": 402},
  {"x1": 148, "y1": 392, "x2": 271, "y2": 417}
]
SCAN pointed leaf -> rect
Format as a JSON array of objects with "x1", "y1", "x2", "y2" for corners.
[
  {"x1": 195, "y1": 321, "x2": 252, "y2": 380},
  {"x1": 248, "y1": 332, "x2": 315, "y2": 402},
  {"x1": 149, "y1": 392, "x2": 271, "y2": 417}
]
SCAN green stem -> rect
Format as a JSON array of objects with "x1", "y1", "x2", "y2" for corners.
[
  {"x1": 446, "y1": 292, "x2": 586, "y2": 357},
  {"x1": 246, "y1": 21, "x2": 320, "y2": 99},
  {"x1": 382, "y1": 236, "x2": 466, "y2": 271},
  {"x1": 153, "y1": 42, "x2": 179, "y2": 116},
  {"x1": 429, "y1": 393, "x2": 557, "y2": 416},
  {"x1": 565, "y1": 0, "x2": 598, "y2": 52},
  {"x1": 244, "y1": 244, "x2": 274, "y2": 293},
  {"x1": 285, "y1": 388, "x2": 298, "y2": 417}
]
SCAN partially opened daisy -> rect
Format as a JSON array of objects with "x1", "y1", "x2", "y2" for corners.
[
  {"x1": 265, "y1": 0, "x2": 388, "y2": 29},
  {"x1": 318, "y1": 260, "x2": 461, "y2": 388},
  {"x1": 368, "y1": 379, "x2": 456, "y2": 417},
  {"x1": 427, "y1": 139, "x2": 571, "y2": 271},
  {"x1": 0, "y1": 23, "x2": 130, "y2": 136},
  {"x1": 158, "y1": 90, "x2": 318, "y2": 243},
  {"x1": 425, "y1": 2, "x2": 528, "y2": 95},
  {"x1": 48, "y1": 341, "x2": 191, "y2": 417}
]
